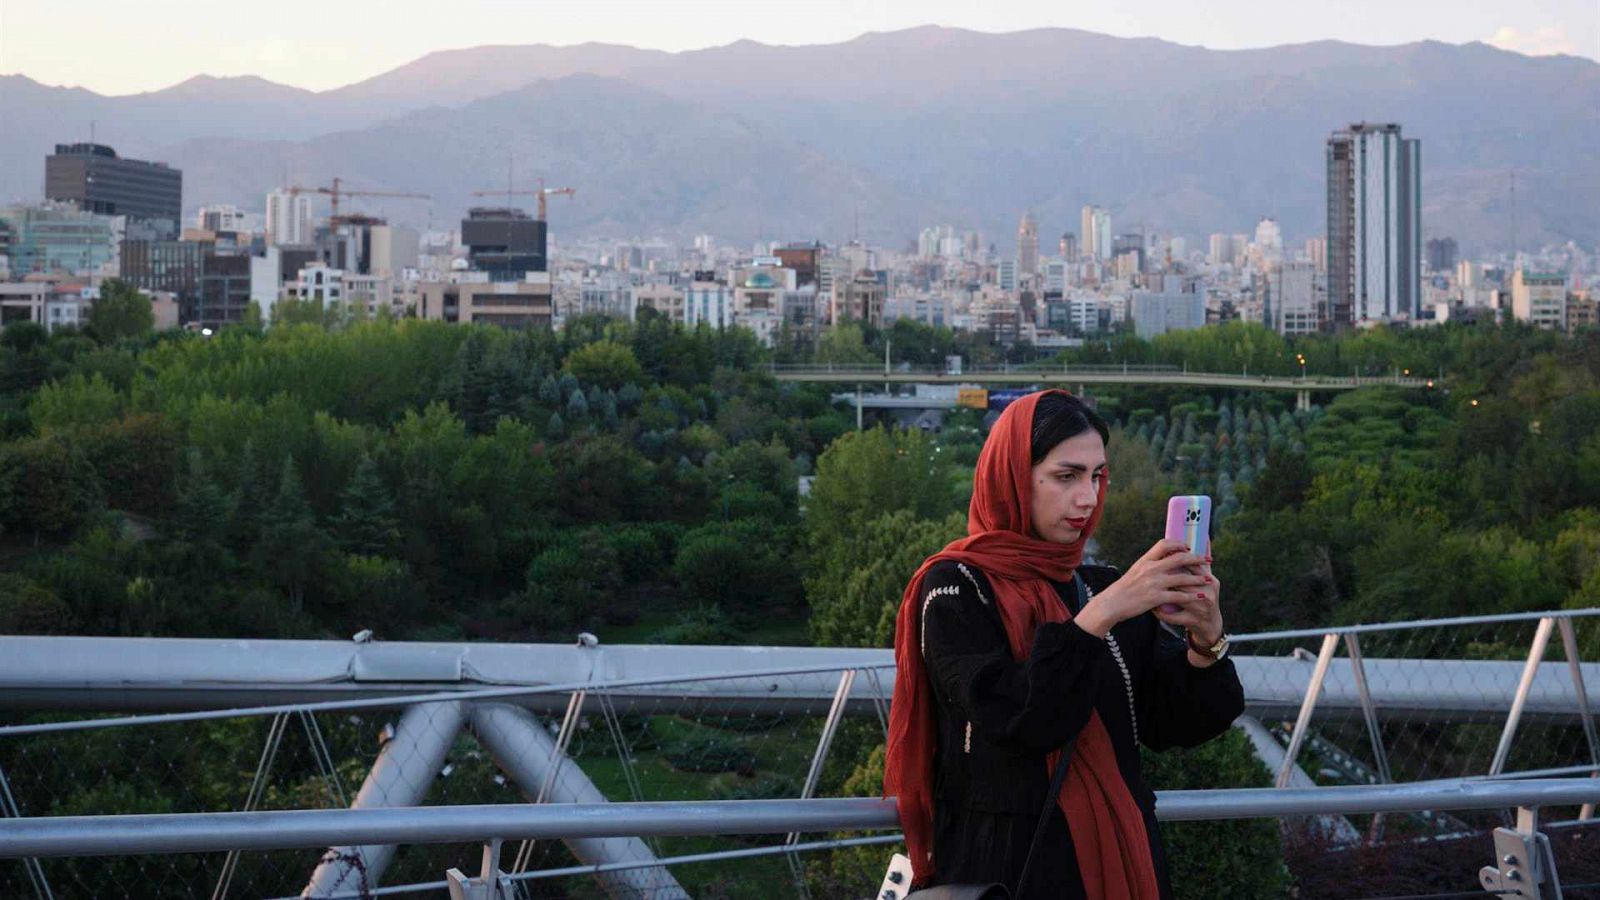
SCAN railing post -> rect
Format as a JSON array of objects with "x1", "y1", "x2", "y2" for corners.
[
  {"x1": 789, "y1": 669, "x2": 856, "y2": 848},
  {"x1": 1557, "y1": 616, "x2": 1598, "y2": 820},
  {"x1": 445, "y1": 838, "x2": 514, "y2": 900},
  {"x1": 213, "y1": 712, "x2": 291, "y2": 900},
  {"x1": 786, "y1": 669, "x2": 857, "y2": 900},
  {"x1": 1277, "y1": 633, "x2": 1340, "y2": 789},
  {"x1": 509, "y1": 689, "x2": 586, "y2": 874},
  {"x1": 1344, "y1": 633, "x2": 1394, "y2": 843},
  {"x1": 1343, "y1": 635, "x2": 1393, "y2": 785},
  {"x1": 1490, "y1": 617, "x2": 1556, "y2": 777}
]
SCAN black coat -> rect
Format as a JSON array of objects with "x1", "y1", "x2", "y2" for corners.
[{"x1": 916, "y1": 560, "x2": 1245, "y2": 899}]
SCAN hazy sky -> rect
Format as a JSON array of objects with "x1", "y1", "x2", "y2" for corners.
[{"x1": 2, "y1": 0, "x2": 1596, "y2": 94}]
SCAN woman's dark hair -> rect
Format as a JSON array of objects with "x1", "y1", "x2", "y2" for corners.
[{"x1": 1030, "y1": 393, "x2": 1111, "y2": 464}]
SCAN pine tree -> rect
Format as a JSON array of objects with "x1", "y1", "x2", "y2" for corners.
[
  {"x1": 253, "y1": 455, "x2": 332, "y2": 614},
  {"x1": 230, "y1": 441, "x2": 267, "y2": 549},
  {"x1": 567, "y1": 389, "x2": 589, "y2": 419},
  {"x1": 618, "y1": 382, "x2": 642, "y2": 411},
  {"x1": 483, "y1": 340, "x2": 527, "y2": 426},
  {"x1": 172, "y1": 449, "x2": 233, "y2": 567},
  {"x1": 174, "y1": 450, "x2": 229, "y2": 537},
  {"x1": 547, "y1": 412, "x2": 566, "y2": 440},
  {"x1": 445, "y1": 334, "x2": 490, "y2": 433},
  {"x1": 538, "y1": 374, "x2": 561, "y2": 406},
  {"x1": 329, "y1": 454, "x2": 400, "y2": 557}
]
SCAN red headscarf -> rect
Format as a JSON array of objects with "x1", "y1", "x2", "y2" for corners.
[{"x1": 884, "y1": 389, "x2": 1160, "y2": 897}]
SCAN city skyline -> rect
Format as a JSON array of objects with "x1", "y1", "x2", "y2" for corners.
[{"x1": 1, "y1": 1, "x2": 1596, "y2": 94}]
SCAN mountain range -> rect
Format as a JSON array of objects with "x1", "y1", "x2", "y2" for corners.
[{"x1": 2, "y1": 27, "x2": 1596, "y2": 253}]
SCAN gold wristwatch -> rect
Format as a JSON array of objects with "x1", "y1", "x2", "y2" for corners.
[{"x1": 1186, "y1": 630, "x2": 1230, "y2": 661}]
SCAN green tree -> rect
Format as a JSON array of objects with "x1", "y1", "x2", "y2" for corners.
[
  {"x1": 0, "y1": 435, "x2": 103, "y2": 539},
  {"x1": 809, "y1": 509, "x2": 965, "y2": 647},
  {"x1": 518, "y1": 529, "x2": 622, "y2": 632},
  {"x1": 252, "y1": 455, "x2": 332, "y2": 614},
  {"x1": 805, "y1": 426, "x2": 956, "y2": 553},
  {"x1": 28, "y1": 372, "x2": 124, "y2": 433},
  {"x1": 814, "y1": 322, "x2": 877, "y2": 366},
  {"x1": 564, "y1": 340, "x2": 644, "y2": 390},
  {"x1": 674, "y1": 519, "x2": 801, "y2": 613},
  {"x1": 1141, "y1": 729, "x2": 1293, "y2": 898},
  {"x1": 88, "y1": 279, "x2": 155, "y2": 342},
  {"x1": 329, "y1": 454, "x2": 400, "y2": 557}
]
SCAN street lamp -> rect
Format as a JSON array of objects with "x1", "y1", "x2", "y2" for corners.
[{"x1": 1295, "y1": 353, "x2": 1306, "y2": 379}]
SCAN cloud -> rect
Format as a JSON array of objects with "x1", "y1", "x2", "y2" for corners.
[{"x1": 1485, "y1": 25, "x2": 1581, "y2": 57}]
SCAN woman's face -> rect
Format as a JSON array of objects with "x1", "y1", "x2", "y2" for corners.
[{"x1": 1029, "y1": 429, "x2": 1106, "y2": 544}]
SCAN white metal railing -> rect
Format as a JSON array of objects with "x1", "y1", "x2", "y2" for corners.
[
  {"x1": 1, "y1": 607, "x2": 1595, "y2": 899},
  {"x1": 2, "y1": 781, "x2": 1598, "y2": 900},
  {"x1": 5, "y1": 779, "x2": 1599, "y2": 859}
]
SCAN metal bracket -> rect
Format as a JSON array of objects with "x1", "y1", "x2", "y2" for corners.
[
  {"x1": 1478, "y1": 807, "x2": 1564, "y2": 900},
  {"x1": 446, "y1": 839, "x2": 516, "y2": 900}
]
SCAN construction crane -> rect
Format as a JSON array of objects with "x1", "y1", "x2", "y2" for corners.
[
  {"x1": 287, "y1": 177, "x2": 431, "y2": 225},
  {"x1": 469, "y1": 179, "x2": 577, "y2": 223}
]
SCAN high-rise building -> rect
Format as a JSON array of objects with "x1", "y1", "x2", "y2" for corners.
[
  {"x1": 1511, "y1": 268, "x2": 1567, "y2": 330},
  {"x1": 1016, "y1": 212, "x2": 1039, "y2": 277},
  {"x1": 1326, "y1": 122, "x2": 1421, "y2": 327},
  {"x1": 196, "y1": 253, "x2": 254, "y2": 328},
  {"x1": 1131, "y1": 288, "x2": 1205, "y2": 338},
  {"x1": 686, "y1": 278, "x2": 735, "y2": 329},
  {"x1": 45, "y1": 143, "x2": 182, "y2": 238},
  {"x1": 120, "y1": 239, "x2": 208, "y2": 320},
  {"x1": 1042, "y1": 259, "x2": 1068, "y2": 294},
  {"x1": 997, "y1": 259, "x2": 1018, "y2": 292},
  {"x1": 835, "y1": 271, "x2": 885, "y2": 328},
  {"x1": 1081, "y1": 206, "x2": 1112, "y2": 262},
  {"x1": 775, "y1": 243, "x2": 821, "y2": 287},
  {"x1": 1112, "y1": 234, "x2": 1145, "y2": 273},
  {"x1": 1305, "y1": 237, "x2": 1328, "y2": 273},
  {"x1": 1252, "y1": 218, "x2": 1283, "y2": 269},
  {"x1": 1059, "y1": 232, "x2": 1079, "y2": 262},
  {"x1": 197, "y1": 205, "x2": 254, "y2": 236},
  {"x1": 1207, "y1": 234, "x2": 1236, "y2": 267},
  {"x1": 1, "y1": 203, "x2": 123, "y2": 276},
  {"x1": 1271, "y1": 261, "x2": 1319, "y2": 335},
  {"x1": 265, "y1": 191, "x2": 314, "y2": 247},
  {"x1": 462, "y1": 207, "x2": 546, "y2": 280},
  {"x1": 1425, "y1": 237, "x2": 1458, "y2": 273}
]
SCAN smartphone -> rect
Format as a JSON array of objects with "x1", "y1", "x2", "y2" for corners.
[{"x1": 1162, "y1": 495, "x2": 1212, "y2": 614}]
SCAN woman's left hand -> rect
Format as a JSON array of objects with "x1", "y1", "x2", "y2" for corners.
[{"x1": 1153, "y1": 559, "x2": 1224, "y2": 646}]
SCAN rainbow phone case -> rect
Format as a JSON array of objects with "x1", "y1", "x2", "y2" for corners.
[{"x1": 1162, "y1": 495, "x2": 1212, "y2": 613}]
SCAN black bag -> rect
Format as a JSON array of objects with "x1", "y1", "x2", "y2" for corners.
[{"x1": 897, "y1": 573, "x2": 1087, "y2": 900}]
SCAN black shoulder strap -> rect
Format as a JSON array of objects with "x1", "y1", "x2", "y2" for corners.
[{"x1": 1012, "y1": 571, "x2": 1086, "y2": 896}]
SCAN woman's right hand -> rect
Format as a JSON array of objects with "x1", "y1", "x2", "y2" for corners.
[{"x1": 1074, "y1": 540, "x2": 1210, "y2": 638}]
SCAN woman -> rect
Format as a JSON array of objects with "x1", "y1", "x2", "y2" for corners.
[{"x1": 885, "y1": 390, "x2": 1245, "y2": 899}]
